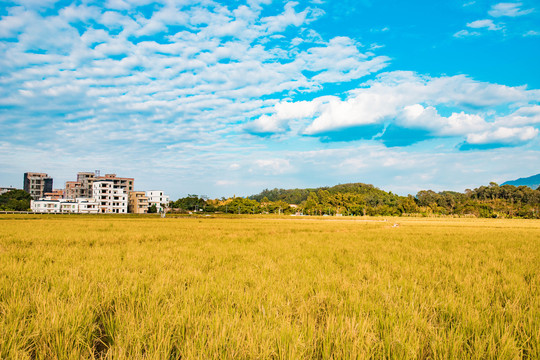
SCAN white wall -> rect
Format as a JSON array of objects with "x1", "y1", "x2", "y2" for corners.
[
  {"x1": 146, "y1": 190, "x2": 170, "y2": 212},
  {"x1": 93, "y1": 181, "x2": 128, "y2": 214},
  {"x1": 31, "y1": 198, "x2": 99, "y2": 213}
]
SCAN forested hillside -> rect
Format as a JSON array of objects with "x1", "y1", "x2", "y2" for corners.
[
  {"x1": 249, "y1": 183, "x2": 391, "y2": 204},
  {"x1": 169, "y1": 182, "x2": 540, "y2": 218},
  {"x1": 245, "y1": 182, "x2": 540, "y2": 218}
]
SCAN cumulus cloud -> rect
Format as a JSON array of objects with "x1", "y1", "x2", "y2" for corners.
[
  {"x1": 400, "y1": 105, "x2": 489, "y2": 136},
  {"x1": 488, "y1": 2, "x2": 534, "y2": 17},
  {"x1": 467, "y1": 19, "x2": 503, "y2": 31},
  {"x1": 401, "y1": 104, "x2": 538, "y2": 146},
  {"x1": 250, "y1": 71, "x2": 540, "y2": 148}
]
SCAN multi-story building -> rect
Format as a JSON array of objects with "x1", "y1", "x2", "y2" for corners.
[
  {"x1": 66, "y1": 172, "x2": 134, "y2": 199},
  {"x1": 146, "y1": 190, "x2": 170, "y2": 213},
  {"x1": 77, "y1": 172, "x2": 96, "y2": 198},
  {"x1": 30, "y1": 198, "x2": 99, "y2": 214},
  {"x1": 128, "y1": 191, "x2": 150, "y2": 214},
  {"x1": 93, "y1": 180, "x2": 128, "y2": 214},
  {"x1": 65, "y1": 181, "x2": 83, "y2": 200},
  {"x1": 97, "y1": 174, "x2": 134, "y2": 193},
  {"x1": 23, "y1": 172, "x2": 53, "y2": 200}
]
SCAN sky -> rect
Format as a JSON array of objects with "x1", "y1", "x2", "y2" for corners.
[{"x1": 0, "y1": 0, "x2": 539, "y2": 199}]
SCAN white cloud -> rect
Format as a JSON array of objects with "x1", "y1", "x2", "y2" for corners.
[
  {"x1": 250, "y1": 71, "x2": 540, "y2": 146},
  {"x1": 245, "y1": 100, "x2": 320, "y2": 134},
  {"x1": 0, "y1": 7, "x2": 30, "y2": 38},
  {"x1": 297, "y1": 37, "x2": 390, "y2": 83},
  {"x1": 494, "y1": 105, "x2": 540, "y2": 126},
  {"x1": 254, "y1": 158, "x2": 293, "y2": 175},
  {"x1": 488, "y1": 2, "x2": 534, "y2": 17},
  {"x1": 466, "y1": 127, "x2": 538, "y2": 145},
  {"x1": 467, "y1": 19, "x2": 502, "y2": 31},
  {"x1": 0, "y1": 0, "x2": 389, "y2": 155},
  {"x1": 400, "y1": 104, "x2": 538, "y2": 145},
  {"x1": 453, "y1": 29, "x2": 481, "y2": 38},
  {"x1": 400, "y1": 104, "x2": 489, "y2": 136},
  {"x1": 523, "y1": 30, "x2": 540, "y2": 37},
  {"x1": 260, "y1": 2, "x2": 309, "y2": 33}
]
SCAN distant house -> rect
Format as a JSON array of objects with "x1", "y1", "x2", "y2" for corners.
[
  {"x1": 146, "y1": 190, "x2": 170, "y2": 213},
  {"x1": 129, "y1": 191, "x2": 150, "y2": 214}
]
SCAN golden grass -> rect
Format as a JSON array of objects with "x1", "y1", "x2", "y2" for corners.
[{"x1": 0, "y1": 215, "x2": 539, "y2": 359}]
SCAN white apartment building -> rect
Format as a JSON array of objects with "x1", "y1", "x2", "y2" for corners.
[
  {"x1": 31, "y1": 198, "x2": 99, "y2": 214},
  {"x1": 146, "y1": 190, "x2": 170, "y2": 213},
  {"x1": 93, "y1": 180, "x2": 128, "y2": 214}
]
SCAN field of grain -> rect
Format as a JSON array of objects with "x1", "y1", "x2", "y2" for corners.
[{"x1": 0, "y1": 215, "x2": 539, "y2": 359}]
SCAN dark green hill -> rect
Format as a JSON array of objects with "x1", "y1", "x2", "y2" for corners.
[{"x1": 249, "y1": 183, "x2": 392, "y2": 204}]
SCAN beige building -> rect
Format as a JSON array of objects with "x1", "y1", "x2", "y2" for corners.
[{"x1": 129, "y1": 191, "x2": 149, "y2": 214}]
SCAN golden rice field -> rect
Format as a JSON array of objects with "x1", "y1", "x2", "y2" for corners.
[{"x1": 0, "y1": 214, "x2": 539, "y2": 359}]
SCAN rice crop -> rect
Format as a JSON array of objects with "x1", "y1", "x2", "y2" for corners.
[{"x1": 0, "y1": 215, "x2": 539, "y2": 359}]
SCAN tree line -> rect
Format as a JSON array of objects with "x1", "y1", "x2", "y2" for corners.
[{"x1": 170, "y1": 182, "x2": 540, "y2": 219}]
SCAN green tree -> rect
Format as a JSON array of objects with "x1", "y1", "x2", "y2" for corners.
[{"x1": 0, "y1": 190, "x2": 31, "y2": 211}]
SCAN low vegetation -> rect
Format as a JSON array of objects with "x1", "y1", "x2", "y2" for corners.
[{"x1": 1, "y1": 215, "x2": 538, "y2": 359}]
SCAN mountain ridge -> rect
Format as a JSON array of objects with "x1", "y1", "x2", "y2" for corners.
[{"x1": 502, "y1": 173, "x2": 540, "y2": 189}]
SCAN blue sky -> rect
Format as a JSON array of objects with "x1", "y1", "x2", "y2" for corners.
[{"x1": 0, "y1": 0, "x2": 539, "y2": 199}]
